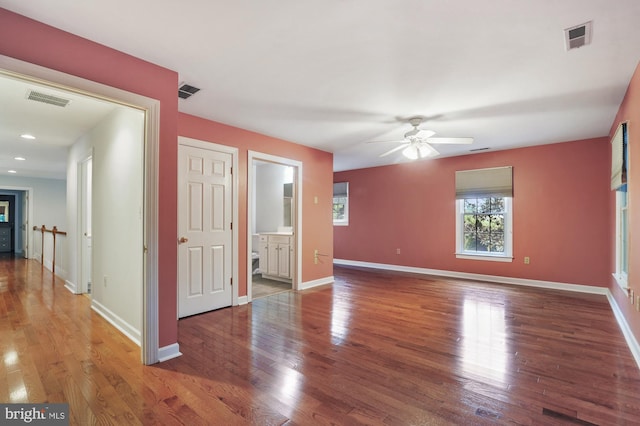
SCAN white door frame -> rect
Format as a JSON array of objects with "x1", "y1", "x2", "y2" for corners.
[
  {"x1": 247, "y1": 151, "x2": 303, "y2": 302},
  {"x1": 0, "y1": 55, "x2": 161, "y2": 365},
  {"x1": 178, "y1": 136, "x2": 240, "y2": 306},
  {"x1": 78, "y1": 153, "x2": 93, "y2": 295},
  {"x1": 0, "y1": 186, "x2": 33, "y2": 259}
]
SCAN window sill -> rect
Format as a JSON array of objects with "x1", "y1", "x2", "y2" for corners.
[
  {"x1": 612, "y1": 273, "x2": 628, "y2": 291},
  {"x1": 333, "y1": 222, "x2": 349, "y2": 227},
  {"x1": 456, "y1": 253, "x2": 513, "y2": 263}
]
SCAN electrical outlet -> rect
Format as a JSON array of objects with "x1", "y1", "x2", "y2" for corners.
[
  {"x1": 396, "y1": 248, "x2": 401, "y2": 255},
  {"x1": 313, "y1": 249, "x2": 318, "y2": 265},
  {"x1": 636, "y1": 296, "x2": 640, "y2": 312},
  {"x1": 631, "y1": 289, "x2": 635, "y2": 304},
  {"x1": 524, "y1": 256, "x2": 530, "y2": 264},
  {"x1": 103, "y1": 276, "x2": 108, "y2": 287}
]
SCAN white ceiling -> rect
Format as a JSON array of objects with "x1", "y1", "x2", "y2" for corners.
[{"x1": 1, "y1": 0, "x2": 639, "y2": 176}]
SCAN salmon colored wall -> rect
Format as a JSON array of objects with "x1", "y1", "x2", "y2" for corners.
[
  {"x1": 335, "y1": 138, "x2": 610, "y2": 287},
  {"x1": 608, "y1": 61, "x2": 640, "y2": 342},
  {"x1": 0, "y1": 9, "x2": 179, "y2": 346},
  {"x1": 178, "y1": 113, "x2": 334, "y2": 297}
]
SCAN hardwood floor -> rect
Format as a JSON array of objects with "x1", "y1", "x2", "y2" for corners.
[{"x1": 2, "y1": 258, "x2": 640, "y2": 425}]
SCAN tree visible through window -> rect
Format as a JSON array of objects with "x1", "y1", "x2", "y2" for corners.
[
  {"x1": 333, "y1": 182, "x2": 348, "y2": 225},
  {"x1": 463, "y1": 197, "x2": 506, "y2": 254}
]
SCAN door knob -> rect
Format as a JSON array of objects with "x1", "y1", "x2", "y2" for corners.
[{"x1": 178, "y1": 237, "x2": 188, "y2": 244}]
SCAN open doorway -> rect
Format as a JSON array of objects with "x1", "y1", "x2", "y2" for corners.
[
  {"x1": 248, "y1": 152, "x2": 303, "y2": 301},
  {"x1": 0, "y1": 55, "x2": 160, "y2": 364}
]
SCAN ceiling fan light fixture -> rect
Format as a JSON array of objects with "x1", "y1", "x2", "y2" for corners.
[{"x1": 402, "y1": 145, "x2": 420, "y2": 160}]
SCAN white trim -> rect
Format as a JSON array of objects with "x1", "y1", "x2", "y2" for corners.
[
  {"x1": 178, "y1": 137, "x2": 240, "y2": 307},
  {"x1": 455, "y1": 253, "x2": 513, "y2": 262},
  {"x1": 237, "y1": 295, "x2": 249, "y2": 305},
  {"x1": 333, "y1": 259, "x2": 608, "y2": 294},
  {"x1": 64, "y1": 280, "x2": 77, "y2": 294},
  {"x1": 91, "y1": 299, "x2": 141, "y2": 346},
  {"x1": 247, "y1": 151, "x2": 303, "y2": 302},
  {"x1": 606, "y1": 290, "x2": 640, "y2": 369},
  {"x1": 158, "y1": 343, "x2": 182, "y2": 362},
  {"x1": 0, "y1": 55, "x2": 161, "y2": 366},
  {"x1": 299, "y1": 276, "x2": 334, "y2": 291}
]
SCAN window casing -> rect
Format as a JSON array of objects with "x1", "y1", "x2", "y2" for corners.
[
  {"x1": 612, "y1": 122, "x2": 629, "y2": 289},
  {"x1": 333, "y1": 182, "x2": 348, "y2": 226},
  {"x1": 456, "y1": 197, "x2": 513, "y2": 262}
]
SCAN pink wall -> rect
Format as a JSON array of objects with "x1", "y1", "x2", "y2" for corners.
[
  {"x1": 0, "y1": 8, "x2": 180, "y2": 347},
  {"x1": 178, "y1": 113, "x2": 334, "y2": 297},
  {"x1": 335, "y1": 138, "x2": 611, "y2": 287},
  {"x1": 608, "y1": 62, "x2": 640, "y2": 341}
]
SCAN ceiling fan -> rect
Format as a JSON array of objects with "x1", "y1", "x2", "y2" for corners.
[{"x1": 371, "y1": 116, "x2": 473, "y2": 160}]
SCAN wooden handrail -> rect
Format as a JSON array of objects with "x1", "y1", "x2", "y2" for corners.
[{"x1": 32, "y1": 225, "x2": 67, "y2": 275}]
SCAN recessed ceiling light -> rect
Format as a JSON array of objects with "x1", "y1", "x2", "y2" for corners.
[
  {"x1": 14, "y1": 157, "x2": 26, "y2": 161},
  {"x1": 20, "y1": 134, "x2": 36, "y2": 140},
  {"x1": 8, "y1": 170, "x2": 17, "y2": 174}
]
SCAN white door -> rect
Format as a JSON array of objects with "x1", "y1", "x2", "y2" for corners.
[
  {"x1": 80, "y1": 157, "x2": 92, "y2": 294},
  {"x1": 178, "y1": 143, "x2": 233, "y2": 318}
]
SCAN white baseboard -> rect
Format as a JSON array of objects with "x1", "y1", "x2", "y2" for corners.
[
  {"x1": 64, "y1": 279, "x2": 78, "y2": 294},
  {"x1": 606, "y1": 291, "x2": 640, "y2": 369},
  {"x1": 237, "y1": 295, "x2": 249, "y2": 305},
  {"x1": 333, "y1": 259, "x2": 608, "y2": 294},
  {"x1": 91, "y1": 299, "x2": 141, "y2": 346},
  {"x1": 334, "y1": 258, "x2": 640, "y2": 369},
  {"x1": 299, "y1": 275, "x2": 334, "y2": 291},
  {"x1": 158, "y1": 343, "x2": 182, "y2": 363}
]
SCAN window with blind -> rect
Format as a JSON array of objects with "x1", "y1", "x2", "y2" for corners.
[
  {"x1": 333, "y1": 182, "x2": 349, "y2": 226},
  {"x1": 455, "y1": 166, "x2": 513, "y2": 261},
  {"x1": 612, "y1": 122, "x2": 628, "y2": 289}
]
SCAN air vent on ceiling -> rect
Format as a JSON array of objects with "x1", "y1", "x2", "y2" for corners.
[
  {"x1": 470, "y1": 147, "x2": 489, "y2": 152},
  {"x1": 178, "y1": 83, "x2": 200, "y2": 99},
  {"x1": 564, "y1": 21, "x2": 592, "y2": 51},
  {"x1": 26, "y1": 90, "x2": 71, "y2": 107}
]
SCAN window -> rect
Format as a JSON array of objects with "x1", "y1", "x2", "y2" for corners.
[
  {"x1": 333, "y1": 182, "x2": 348, "y2": 226},
  {"x1": 455, "y1": 167, "x2": 513, "y2": 262},
  {"x1": 612, "y1": 122, "x2": 628, "y2": 289},
  {"x1": 456, "y1": 197, "x2": 512, "y2": 261}
]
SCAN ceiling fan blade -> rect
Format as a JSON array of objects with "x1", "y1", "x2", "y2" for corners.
[
  {"x1": 365, "y1": 139, "x2": 406, "y2": 144},
  {"x1": 379, "y1": 143, "x2": 408, "y2": 157},
  {"x1": 425, "y1": 137, "x2": 474, "y2": 145}
]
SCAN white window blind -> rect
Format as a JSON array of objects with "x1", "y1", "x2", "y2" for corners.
[
  {"x1": 455, "y1": 166, "x2": 513, "y2": 199},
  {"x1": 611, "y1": 122, "x2": 627, "y2": 191},
  {"x1": 333, "y1": 182, "x2": 348, "y2": 197}
]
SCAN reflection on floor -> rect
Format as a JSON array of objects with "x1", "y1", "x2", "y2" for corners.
[{"x1": 252, "y1": 275, "x2": 291, "y2": 299}]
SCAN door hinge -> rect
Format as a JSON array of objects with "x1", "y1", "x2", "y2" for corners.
[
  {"x1": 230, "y1": 222, "x2": 233, "y2": 230},
  {"x1": 230, "y1": 277, "x2": 233, "y2": 286}
]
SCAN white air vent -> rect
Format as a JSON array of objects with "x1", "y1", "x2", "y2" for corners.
[
  {"x1": 564, "y1": 21, "x2": 592, "y2": 51},
  {"x1": 25, "y1": 90, "x2": 71, "y2": 107}
]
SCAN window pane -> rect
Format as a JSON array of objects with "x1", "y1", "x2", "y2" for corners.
[
  {"x1": 478, "y1": 198, "x2": 491, "y2": 214},
  {"x1": 464, "y1": 215, "x2": 476, "y2": 233},
  {"x1": 476, "y1": 233, "x2": 489, "y2": 251},
  {"x1": 477, "y1": 215, "x2": 491, "y2": 233},
  {"x1": 489, "y1": 233, "x2": 504, "y2": 252},
  {"x1": 491, "y1": 197, "x2": 504, "y2": 213},
  {"x1": 464, "y1": 199, "x2": 477, "y2": 214},
  {"x1": 489, "y1": 214, "x2": 504, "y2": 232},
  {"x1": 464, "y1": 233, "x2": 477, "y2": 251}
]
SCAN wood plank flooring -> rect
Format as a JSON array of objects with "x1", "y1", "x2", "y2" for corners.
[{"x1": 2, "y1": 257, "x2": 640, "y2": 425}]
